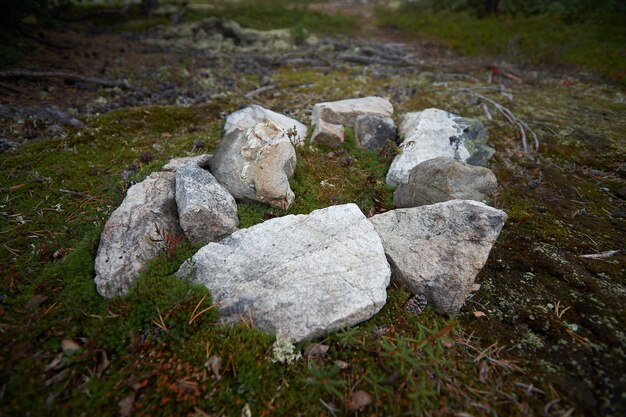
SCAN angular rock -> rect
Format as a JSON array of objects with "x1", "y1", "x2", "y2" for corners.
[
  {"x1": 224, "y1": 105, "x2": 307, "y2": 145},
  {"x1": 354, "y1": 114, "x2": 397, "y2": 150},
  {"x1": 394, "y1": 157, "x2": 498, "y2": 208},
  {"x1": 175, "y1": 163, "x2": 239, "y2": 244},
  {"x1": 176, "y1": 204, "x2": 391, "y2": 342},
  {"x1": 94, "y1": 172, "x2": 182, "y2": 298},
  {"x1": 369, "y1": 200, "x2": 507, "y2": 314},
  {"x1": 386, "y1": 108, "x2": 495, "y2": 186},
  {"x1": 312, "y1": 96, "x2": 393, "y2": 128},
  {"x1": 162, "y1": 154, "x2": 211, "y2": 172},
  {"x1": 209, "y1": 122, "x2": 296, "y2": 209},
  {"x1": 310, "y1": 119, "x2": 345, "y2": 147}
]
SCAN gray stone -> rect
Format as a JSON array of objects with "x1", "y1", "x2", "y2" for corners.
[
  {"x1": 310, "y1": 119, "x2": 345, "y2": 147},
  {"x1": 0, "y1": 138, "x2": 17, "y2": 153},
  {"x1": 312, "y1": 97, "x2": 393, "y2": 128},
  {"x1": 369, "y1": 200, "x2": 507, "y2": 314},
  {"x1": 176, "y1": 204, "x2": 391, "y2": 342},
  {"x1": 162, "y1": 154, "x2": 211, "y2": 172},
  {"x1": 209, "y1": 122, "x2": 296, "y2": 210},
  {"x1": 46, "y1": 124, "x2": 64, "y2": 137},
  {"x1": 224, "y1": 105, "x2": 307, "y2": 145},
  {"x1": 386, "y1": 108, "x2": 495, "y2": 186},
  {"x1": 354, "y1": 114, "x2": 397, "y2": 150},
  {"x1": 175, "y1": 163, "x2": 239, "y2": 244},
  {"x1": 94, "y1": 172, "x2": 182, "y2": 298},
  {"x1": 394, "y1": 157, "x2": 498, "y2": 208}
]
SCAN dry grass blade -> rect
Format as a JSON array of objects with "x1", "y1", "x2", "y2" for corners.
[
  {"x1": 188, "y1": 294, "x2": 207, "y2": 324},
  {"x1": 153, "y1": 307, "x2": 168, "y2": 332},
  {"x1": 189, "y1": 305, "x2": 216, "y2": 325}
]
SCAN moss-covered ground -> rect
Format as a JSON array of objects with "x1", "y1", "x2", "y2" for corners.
[{"x1": 1, "y1": 1, "x2": 625, "y2": 416}]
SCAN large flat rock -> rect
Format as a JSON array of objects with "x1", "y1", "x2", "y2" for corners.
[
  {"x1": 386, "y1": 108, "x2": 495, "y2": 186},
  {"x1": 94, "y1": 172, "x2": 182, "y2": 298},
  {"x1": 176, "y1": 204, "x2": 391, "y2": 342},
  {"x1": 369, "y1": 200, "x2": 506, "y2": 314}
]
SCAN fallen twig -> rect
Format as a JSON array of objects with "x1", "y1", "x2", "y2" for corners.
[
  {"x1": 0, "y1": 69, "x2": 132, "y2": 89},
  {"x1": 244, "y1": 84, "x2": 276, "y2": 99},
  {"x1": 59, "y1": 188, "x2": 92, "y2": 199},
  {"x1": 579, "y1": 250, "x2": 620, "y2": 259},
  {"x1": 0, "y1": 81, "x2": 23, "y2": 93}
]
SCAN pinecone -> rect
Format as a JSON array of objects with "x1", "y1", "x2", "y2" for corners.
[{"x1": 405, "y1": 293, "x2": 428, "y2": 315}]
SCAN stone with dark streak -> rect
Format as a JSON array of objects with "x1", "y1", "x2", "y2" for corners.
[
  {"x1": 176, "y1": 204, "x2": 390, "y2": 341},
  {"x1": 369, "y1": 200, "x2": 506, "y2": 314}
]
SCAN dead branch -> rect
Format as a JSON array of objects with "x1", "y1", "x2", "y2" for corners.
[
  {"x1": 244, "y1": 84, "x2": 276, "y2": 99},
  {"x1": 0, "y1": 81, "x2": 22, "y2": 94},
  {"x1": 0, "y1": 69, "x2": 132, "y2": 89},
  {"x1": 470, "y1": 92, "x2": 539, "y2": 153}
]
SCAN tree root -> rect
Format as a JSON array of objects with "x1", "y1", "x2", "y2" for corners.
[{"x1": 0, "y1": 69, "x2": 132, "y2": 90}]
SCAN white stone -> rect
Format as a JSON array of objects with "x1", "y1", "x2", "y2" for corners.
[
  {"x1": 175, "y1": 163, "x2": 239, "y2": 244},
  {"x1": 94, "y1": 172, "x2": 182, "y2": 298},
  {"x1": 176, "y1": 204, "x2": 391, "y2": 342},
  {"x1": 310, "y1": 119, "x2": 345, "y2": 147},
  {"x1": 224, "y1": 105, "x2": 307, "y2": 145},
  {"x1": 312, "y1": 96, "x2": 393, "y2": 128},
  {"x1": 209, "y1": 122, "x2": 297, "y2": 209},
  {"x1": 162, "y1": 154, "x2": 211, "y2": 172},
  {"x1": 369, "y1": 200, "x2": 507, "y2": 314},
  {"x1": 386, "y1": 108, "x2": 494, "y2": 186}
]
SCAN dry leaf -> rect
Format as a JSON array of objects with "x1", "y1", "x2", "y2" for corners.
[
  {"x1": 334, "y1": 360, "x2": 350, "y2": 370},
  {"x1": 440, "y1": 339, "x2": 454, "y2": 348},
  {"x1": 96, "y1": 350, "x2": 110, "y2": 378},
  {"x1": 45, "y1": 353, "x2": 65, "y2": 372},
  {"x1": 304, "y1": 343, "x2": 329, "y2": 359},
  {"x1": 45, "y1": 368, "x2": 69, "y2": 386},
  {"x1": 478, "y1": 360, "x2": 490, "y2": 383},
  {"x1": 346, "y1": 390, "x2": 372, "y2": 411},
  {"x1": 205, "y1": 356, "x2": 222, "y2": 381},
  {"x1": 473, "y1": 311, "x2": 487, "y2": 318},
  {"x1": 118, "y1": 394, "x2": 135, "y2": 417},
  {"x1": 25, "y1": 294, "x2": 48, "y2": 309},
  {"x1": 61, "y1": 339, "x2": 80, "y2": 354}
]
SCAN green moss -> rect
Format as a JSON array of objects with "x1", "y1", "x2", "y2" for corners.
[{"x1": 377, "y1": 8, "x2": 626, "y2": 84}]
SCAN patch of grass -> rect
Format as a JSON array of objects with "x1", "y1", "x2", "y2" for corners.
[
  {"x1": 187, "y1": 0, "x2": 357, "y2": 35},
  {"x1": 378, "y1": 6, "x2": 626, "y2": 84}
]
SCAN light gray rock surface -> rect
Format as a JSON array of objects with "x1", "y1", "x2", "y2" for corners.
[
  {"x1": 310, "y1": 119, "x2": 345, "y2": 147},
  {"x1": 162, "y1": 154, "x2": 211, "y2": 172},
  {"x1": 94, "y1": 172, "x2": 182, "y2": 298},
  {"x1": 394, "y1": 157, "x2": 498, "y2": 208},
  {"x1": 354, "y1": 114, "x2": 397, "y2": 150},
  {"x1": 369, "y1": 200, "x2": 507, "y2": 314},
  {"x1": 209, "y1": 122, "x2": 297, "y2": 209},
  {"x1": 175, "y1": 163, "x2": 239, "y2": 244},
  {"x1": 224, "y1": 105, "x2": 307, "y2": 145},
  {"x1": 386, "y1": 108, "x2": 495, "y2": 186},
  {"x1": 176, "y1": 204, "x2": 391, "y2": 342},
  {"x1": 312, "y1": 96, "x2": 393, "y2": 128}
]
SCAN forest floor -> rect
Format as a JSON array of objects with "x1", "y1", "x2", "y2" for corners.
[{"x1": 1, "y1": 1, "x2": 624, "y2": 416}]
